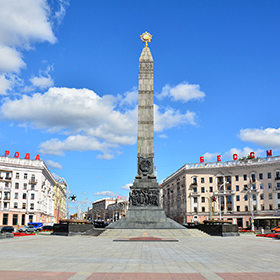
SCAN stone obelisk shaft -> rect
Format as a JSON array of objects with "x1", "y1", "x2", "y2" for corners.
[{"x1": 137, "y1": 46, "x2": 155, "y2": 177}]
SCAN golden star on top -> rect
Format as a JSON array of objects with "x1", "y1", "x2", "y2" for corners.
[{"x1": 140, "y1": 31, "x2": 152, "y2": 48}]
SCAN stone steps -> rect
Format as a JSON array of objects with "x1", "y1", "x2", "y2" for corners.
[{"x1": 98, "y1": 228, "x2": 209, "y2": 238}]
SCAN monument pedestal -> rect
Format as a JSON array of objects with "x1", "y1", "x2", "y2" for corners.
[{"x1": 107, "y1": 178, "x2": 184, "y2": 229}]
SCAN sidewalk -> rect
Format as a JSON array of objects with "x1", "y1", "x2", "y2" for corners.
[{"x1": 0, "y1": 233, "x2": 279, "y2": 280}]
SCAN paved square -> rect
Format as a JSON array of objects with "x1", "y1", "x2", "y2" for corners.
[{"x1": 0, "y1": 233, "x2": 279, "y2": 280}]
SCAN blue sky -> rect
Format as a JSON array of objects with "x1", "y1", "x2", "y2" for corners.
[{"x1": 1, "y1": 0, "x2": 280, "y2": 213}]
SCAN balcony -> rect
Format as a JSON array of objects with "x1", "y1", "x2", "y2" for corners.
[
  {"x1": 275, "y1": 177, "x2": 280, "y2": 181},
  {"x1": 29, "y1": 179, "x2": 38, "y2": 185},
  {"x1": 274, "y1": 187, "x2": 280, "y2": 191},
  {"x1": 190, "y1": 192, "x2": 200, "y2": 196}
]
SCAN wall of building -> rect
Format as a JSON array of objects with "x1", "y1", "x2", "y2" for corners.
[
  {"x1": 162, "y1": 156, "x2": 280, "y2": 229},
  {"x1": 0, "y1": 156, "x2": 56, "y2": 227}
]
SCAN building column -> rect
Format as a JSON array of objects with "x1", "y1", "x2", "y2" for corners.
[
  {"x1": 249, "y1": 193, "x2": 253, "y2": 212},
  {"x1": 190, "y1": 197, "x2": 193, "y2": 212},
  {"x1": 224, "y1": 195, "x2": 227, "y2": 212},
  {"x1": 232, "y1": 195, "x2": 235, "y2": 212},
  {"x1": 197, "y1": 197, "x2": 200, "y2": 212},
  {"x1": 256, "y1": 193, "x2": 260, "y2": 211}
]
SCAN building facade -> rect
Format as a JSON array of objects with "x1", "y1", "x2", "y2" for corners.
[
  {"x1": 161, "y1": 156, "x2": 280, "y2": 229},
  {"x1": 0, "y1": 156, "x2": 56, "y2": 227},
  {"x1": 88, "y1": 198, "x2": 128, "y2": 221},
  {"x1": 53, "y1": 179, "x2": 67, "y2": 223}
]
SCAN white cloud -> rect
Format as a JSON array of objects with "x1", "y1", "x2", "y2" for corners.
[
  {"x1": 119, "y1": 87, "x2": 138, "y2": 108},
  {"x1": 202, "y1": 152, "x2": 219, "y2": 161},
  {"x1": 157, "y1": 82, "x2": 205, "y2": 103},
  {"x1": 223, "y1": 147, "x2": 264, "y2": 160},
  {"x1": 46, "y1": 160, "x2": 62, "y2": 169},
  {"x1": 39, "y1": 135, "x2": 118, "y2": 156},
  {"x1": 154, "y1": 104, "x2": 196, "y2": 132},
  {"x1": 0, "y1": 0, "x2": 67, "y2": 94},
  {"x1": 121, "y1": 183, "x2": 132, "y2": 190},
  {"x1": 1, "y1": 85, "x2": 199, "y2": 158},
  {"x1": 30, "y1": 66, "x2": 54, "y2": 90},
  {"x1": 158, "y1": 134, "x2": 168, "y2": 139},
  {"x1": 240, "y1": 128, "x2": 280, "y2": 149},
  {"x1": 93, "y1": 191, "x2": 119, "y2": 197}
]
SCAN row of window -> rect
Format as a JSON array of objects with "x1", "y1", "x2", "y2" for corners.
[
  {"x1": 192, "y1": 192, "x2": 280, "y2": 204},
  {"x1": 15, "y1": 173, "x2": 36, "y2": 180},
  {"x1": 193, "y1": 171, "x2": 280, "y2": 184},
  {"x1": 2, "y1": 202, "x2": 35, "y2": 210},
  {"x1": 2, "y1": 213, "x2": 33, "y2": 226},
  {"x1": 194, "y1": 204, "x2": 280, "y2": 213}
]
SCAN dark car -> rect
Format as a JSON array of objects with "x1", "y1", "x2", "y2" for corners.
[
  {"x1": 94, "y1": 220, "x2": 109, "y2": 228},
  {"x1": 41, "y1": 225, "x2": 53, "y2": 231},
  {"x1": 0, "y1": 226, "x2": 14, "y2": 233}
]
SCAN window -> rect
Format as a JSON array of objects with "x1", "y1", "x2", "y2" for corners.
[
  {"x1": 22, "y1": 214, "x2": 25, "y2": 225},
  {"x1": 226, "y1": 176, "x2": 231, "y2": 183},
  {"x1": 209, "y1": 187, "x2": 213, "y2": 192},
  {"x1": 276, "y1": 171, "x2": 280, "y2": 179},
  {"x1": 236, "y1": 185, "x2": 239, "y2": 191},
  {"x1": 201, "y1": 177, "x2": 204, "y2": 183},
  {"x1": 261, "y1": 204, "x2": 265, "y2": 210},
  {"x1": 193, "y1": 207, "x2": 197, "y2": 213},
  {"x1": 251, "y1": 173, "x2": 256, "y2": 181},
  {"x1": 12, "y1": 214, "x2": 18, "y2": 226},
  {"x1": 22, "y1": 193, "x2": 26, "y2": 199},
  {"x1": 278, "y1": 204, "x2": 280, "y2": 210},
  {"x1": 278, "y1": 193, "x2": 280, "y2": 199},
  {"x1": 193, "y1": 187, "x2": 197, "y2": 193},
  {"x1": 209, "y1": 177, "x2": 213, "y2": 183},
  {"x1": 236, "y1": 206, "x2": 240, "y2": 212},
  {"x1": 236, "y1": 195, "x2": 240, "y2": 202},
  {"x1": 244, "y1": 195, "x2": 248, "y2": 201},
  {"x1": 31, "y1": 185, "x2": 35, "y2": 190},
  {"x1": 4, "y1": 202, "x2": 8, "y2": 209},
  {"x1": 14, "y1": 193, "x2": 18, "y2": 199},
  {"x1": 22, "y1": 203, "x2": 26, "y2": 209},
  {"x1": 201, "y1": 197, "x2": 205, "y2": 203},
  {"x1": 15, "y1": 182, "x2": 19, "y2": 189},
  {"x1": 194, "y1": 197, "x2": 198, "y2": 203},
  {"x1": 243, "y1": 174, "x2": 247, "y2": 180},
  {"x1": 277, "y1": 182, "x2": 280, "y2": 189},
  {"x1": 269, "y1": 204, "x2": 273, "y2": 210},
  {"x1": 14, "y1": 202, "x2": 18, "y2": 208},
  {"x1": 253, "y1": 195, "x2": 256, "y2": 201},
  {"x1": 268, "y1": 172, "x2": 271, "y2": 179},
  {"x1": 31, "y1": 193, "x2": 35, "y2": 200},
  {"x1": 5, "y1": 172, "x2": 10, "y2": 179},
  {"x1": 260, "y1": 184, "x2": 263, "y2": 189},
  {"x1": 4, "y1": 192, "x2": 9, "y2": 200},
  {"x1": 252, "y1": 184, "x2": 256, "y2": 190},
  {"x1": 245, "y1": 206, "x2": 248, "y2": 211},
  {"x1": 201, "y1": 187, "x2": 205, "y2": 193},
  {"x1": 202, "y1": 207, "x2": 205, "y2": 212},
  {"x1": 268, "y1": 183, "x2": 272, "y2": 189},
  {"x1": 244, "y1": 185, "x2": 248, "y2": 191},
  {"x1": 28, "y1": 215, "x2": 33, "y2": 223},
  {"x1": 3, "y1": 214, "x2": 8, "y2": 225},
  {"x1": 259, "y1": 173, "x2": 263, "y2": 180},
  {"x1": 30, "y1": 203, "x2": 34, "y2": 210},
  {"x1": 23, "y1": 183, "x2": 27, "y2": 190},
  {"x1": 269, "y1": 193, "x2": 273, "y2": 200},
  {"x1": 16, "y1": 173, "x2": 19, "y2": 179},
  {"x1": 260, "y1": 193, "x2": 264, "y2": 200},
  {"x1": 24, "y1": 173, "x2": 28, "y2": 179},
  {"x1": 235, "y1": 175, "x2": 239, "y2": 181}
]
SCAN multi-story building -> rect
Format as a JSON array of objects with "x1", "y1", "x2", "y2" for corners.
[
  {"x1": 0, "y1": 156, "x2": 56, "y2": 227},
  {"x1": 161, "y1": 155, "x2": 280, "y2": 229},
  {"x1": 88, "y1": 198, "x2": 128, "y2": 221},
  {"x1": 53, "y1": 178, "x2": 67, "y2": 223}
]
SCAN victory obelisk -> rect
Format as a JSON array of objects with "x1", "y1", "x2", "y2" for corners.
[{"x1": 107, "y1": 32, "x2": 183, "y2": 229}]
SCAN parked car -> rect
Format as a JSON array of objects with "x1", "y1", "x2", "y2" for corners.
[
  {"x1": 0, "y1": 226, "x2": 14, "y2": 233},
  {"x1": 18, "y1": 225, "x2": 36, "y2": 233},
  {"x1": 28, "y1": 222, "x2": 43, "y2": 231},
  {"x1": 94, "y1": 220, "x2": 109, "y2": 228},
  {"x1": 41, "y1": 225, "x2": 53, "y2": 231},
  {"x1": 271, "y1": 225, "x2": 280, "y2": 233}
]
